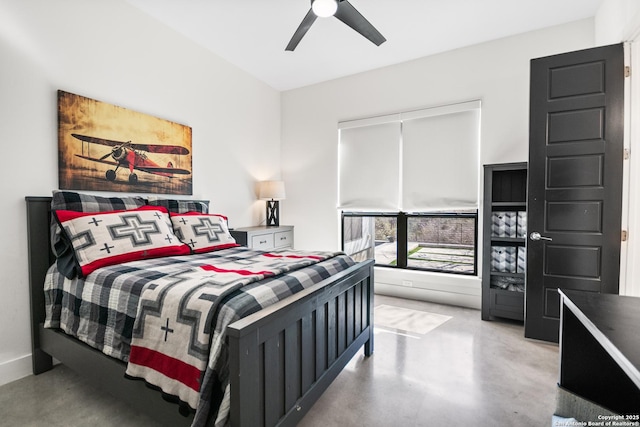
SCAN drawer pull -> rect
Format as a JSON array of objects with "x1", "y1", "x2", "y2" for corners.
[
  {"x1": 260, "y1": 240, "x2": 267, "y2": 244},
  {"x1": 280, "y1": 236, "x2": 286, "y2": 240}
]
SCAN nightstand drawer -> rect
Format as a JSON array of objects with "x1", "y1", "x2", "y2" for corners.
[
  {"x1": 274, "y1": 230, "x2": 293, "y2": 248},
  {"x1": 251, "y1": 233, "x2": 274, "y2": 250},
  {"x1": 230, "y1": 225, "x2": 294, "y2": 250}
]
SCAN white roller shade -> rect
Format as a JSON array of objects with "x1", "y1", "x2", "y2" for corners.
[
  {"x1": 338, "y1": 121, "x2": 401, "y2": 211},
  {"x1": 402, "y1": 107, "x2": 480, "y2": 211},
  {"x1": 338, "y1": 101, "x2": 480, "y2": 212}
]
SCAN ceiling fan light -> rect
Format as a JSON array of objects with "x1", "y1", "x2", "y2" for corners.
[{"x1": 312, "y1": 0, "x2": 338, "y2": 18}]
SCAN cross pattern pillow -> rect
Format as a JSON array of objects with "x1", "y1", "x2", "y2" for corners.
[
  {"x1": 55, "y1": 205, "x2": 191, "y2": 277},
  {"x1": 170, "y1": 212, "x2": 239, "y2": 254},
  {"x1": 50, "y1": 190, "x2": 146, "y2": 257}
]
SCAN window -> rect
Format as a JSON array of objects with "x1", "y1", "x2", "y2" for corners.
[
  {"x1": 337, "y1": 100, "x2": 481, "y2": 276},
  {"x1": 342, "y1": 211, "x2": 477, "y2": 275}
]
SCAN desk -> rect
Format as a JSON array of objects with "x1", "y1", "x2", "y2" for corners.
[{"x1": 558, "y1": 289, "x2": 640, "y2": 415}]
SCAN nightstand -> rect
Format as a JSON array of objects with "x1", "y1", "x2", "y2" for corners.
[{"x1": 230, "y1": 225, "x2": 294, "y2": 250}]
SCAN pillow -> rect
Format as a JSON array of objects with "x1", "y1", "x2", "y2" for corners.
[
  {"x1": 51, "y1": 190, "x2": 147, "y2": 212},
  {"x1": 170, "y1": 212, "x2": 239, "y2": 254},
  {"x1": 147, "y1": 196, "x2": 209, "y2": 214},
  {"x1": 54, "y1": 205, "x2": 191, "y2": 278},
  {"x1": 50, "y1": 190, "x2": 147, "y2": 256}
]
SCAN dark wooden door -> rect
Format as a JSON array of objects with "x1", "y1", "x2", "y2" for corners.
[{"x1": 525, "y1": 44, "x2": 625, "y2": 343}]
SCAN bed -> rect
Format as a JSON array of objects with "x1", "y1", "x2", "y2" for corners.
[{"x1": 26, "y1": 195, "x2": 374, "y2": 427}]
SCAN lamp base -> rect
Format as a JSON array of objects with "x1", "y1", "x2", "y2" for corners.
[{"x1": 266, "y1": 200, "x2": 280, "y2": 226}]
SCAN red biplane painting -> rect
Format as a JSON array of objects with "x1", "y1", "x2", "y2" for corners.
[{"x1": 58, "y1": 90, "x2": 193, "y2": 195}]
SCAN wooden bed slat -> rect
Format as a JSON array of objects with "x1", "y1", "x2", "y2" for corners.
[
  {"x1": 337, "y1": 292, "x2": 346, "y2": 355},
  {"x1": 327, "y1": 299, "x2": 337, "y2": 366},
  {"x1": 284, "y1": 322, "x2": 301, "y2": 410},
  {"x1": 346, "y1": 287, "x2": 354, "y2": 346},
  {"x1": 228, "y1": 325, "x2": 261, "y2": 427},
  {"x1": 263, "y1": 332, "x2": 283, "y2": 426},
  {"x1": 315, "y1": 305, "x2": 327, "y2": 380},
  {"x1": 355, "y1": 282, "x2": 362, "y2": 337},
  {"x1": 300, "y1": 313, "x2": 315, "y2": 394}
]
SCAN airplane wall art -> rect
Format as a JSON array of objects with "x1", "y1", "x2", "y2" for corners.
[{"x1": 58, "y1": 90, "x2": 193, "y2": 195}]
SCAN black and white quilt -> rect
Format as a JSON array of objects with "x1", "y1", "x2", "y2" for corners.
[{"x1": 44, "y1": 246, "x2": 355, "y2": 426}]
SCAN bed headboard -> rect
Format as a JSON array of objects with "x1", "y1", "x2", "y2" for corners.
[
  {"x1": 25, "y1": 196, "x2": 55, "y2": 372},
  {"x1": 26, "y1": 196, "x2": 55, "y2": 314}
]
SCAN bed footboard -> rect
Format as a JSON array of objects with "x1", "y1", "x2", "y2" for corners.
[{"x1": 227, "y1": 258, "x2": 375, "y2": 427}]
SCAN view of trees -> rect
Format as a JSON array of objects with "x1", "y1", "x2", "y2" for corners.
[
  {"x1": 375, "y1": 216, "x2": 475, "y2": 246},
  {"x1": 375, "y1": 217, "x2": 397, "y2": 242}
]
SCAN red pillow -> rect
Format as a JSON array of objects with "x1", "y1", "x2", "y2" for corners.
[
  {"x1": 55, "y1": 205, "x2": 191, "y2": 277},
  {"x1": 170, "y1": 212, "x2": 239, "y2": 254}
]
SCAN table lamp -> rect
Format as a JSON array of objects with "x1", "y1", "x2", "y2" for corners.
[{"x1": 259, "y1": 180, "x2": 286, "y2": 226}]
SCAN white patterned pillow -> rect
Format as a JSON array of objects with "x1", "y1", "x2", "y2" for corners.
[
  {"x1": 170, "y1": 212, "x2": 238, "y2": 254},
  {"x1": 55, "y1": 206, "x2": 191, "y2": 277},
  {"x1": 50, "y1": 190, "x2": 146, "y2": 257}
]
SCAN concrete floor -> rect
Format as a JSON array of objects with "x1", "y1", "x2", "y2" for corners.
[{"x1": 0, "y1": 295, "x2": 559, "y2": 427}]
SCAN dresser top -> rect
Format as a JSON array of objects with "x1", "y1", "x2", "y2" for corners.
[
  {"x1": 231, "y1": 225, "x2": 293, "y2": 233},
  {"x1": 560, "y1": 289, "x2": 640, "y2": 386}
]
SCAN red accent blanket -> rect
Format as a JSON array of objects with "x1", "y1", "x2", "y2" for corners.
[{"x1": 125, "y1": 249, "x2": 338, "y2": 409}]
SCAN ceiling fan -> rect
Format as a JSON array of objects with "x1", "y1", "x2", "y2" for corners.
[{"x1": 286, "y1": 0, "x2": 386, "y2": 51}]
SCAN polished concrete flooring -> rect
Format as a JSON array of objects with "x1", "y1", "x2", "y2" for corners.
[{"x1": 0, "y1": 295, "x2": 559, "y2": 426}]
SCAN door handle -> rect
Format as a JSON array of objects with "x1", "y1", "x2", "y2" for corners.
[{"x1": 530, "y1": 232, "x2": 552, "y2": 241}]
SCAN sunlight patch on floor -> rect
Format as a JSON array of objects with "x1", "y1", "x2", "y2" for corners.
[{"x1": 374, "y1": 304, "x2": 452, "y2": 335}]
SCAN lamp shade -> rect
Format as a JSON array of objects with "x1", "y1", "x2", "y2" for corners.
[{"x1": 259, "y1": 180, "x2": 286, "y2": 200}]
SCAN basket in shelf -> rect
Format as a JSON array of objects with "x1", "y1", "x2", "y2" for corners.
[
  {"x1": 490, "y1": 246, "x2": 517, "y2": 273},
  {"x1": 517, "y1": 211, "x2": 527, "y2": 239},
  {"x1": 491, "y1": 211, "x2": 517, "y2": 238},
  {"x1": 491, "y1": 210, "x2": 527, "y2": 239},
  {"x1": 517, "y1": 246, "x2": 526, "y2": 273},
  {"x1": 490, "y1": 275, "x2": 525, "y2": 292}
]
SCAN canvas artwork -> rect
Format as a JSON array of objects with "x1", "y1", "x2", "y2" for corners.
[{"x1": 58, "y1": 90, "x2": 193, "y2": 195}]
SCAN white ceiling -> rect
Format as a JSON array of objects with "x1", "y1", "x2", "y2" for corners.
[{"x1": 125, "y1": 0, "x2": 603, "y2": 91}]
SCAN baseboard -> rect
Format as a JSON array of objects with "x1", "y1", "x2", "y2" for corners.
[
  {"x1": 376, "y1": 282, "x2": 481, "y2": 309},
  {"x1": 0, "y1": 354, "x2": 32, "y2": 387}
]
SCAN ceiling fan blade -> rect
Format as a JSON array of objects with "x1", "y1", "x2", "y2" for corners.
[
  {"x1": 286, "y1": 9, "x2": 318, "y2": 51},
  {"x1": 334, "y1": 0, "x2": 386, "y2": 46}
]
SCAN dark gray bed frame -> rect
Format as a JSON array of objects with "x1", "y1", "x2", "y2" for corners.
[{"x1": 26, "y1": 196, "x2": 375, "y2": 427}]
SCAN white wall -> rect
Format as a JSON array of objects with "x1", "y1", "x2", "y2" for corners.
[
  {"x1": 594, "y1": 0, "x2": 640, "y2": 297},
  {"x1": 0, "y1": 0, "x2": 281, "y2": 386},
  {"x1": 596, "y1": 0, "x2": 640, "y2": 44},
  {"x1": 281, "y1": 19, "x2": 596, "y2": 307}
]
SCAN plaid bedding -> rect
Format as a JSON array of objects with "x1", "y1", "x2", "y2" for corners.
[{"x1": 44, "y1": 246, "x2": 355, "y2": 426}]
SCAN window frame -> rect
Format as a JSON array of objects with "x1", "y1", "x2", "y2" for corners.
[{"x1": 341, "y1": 211, "x2": 478, "y2": 276}]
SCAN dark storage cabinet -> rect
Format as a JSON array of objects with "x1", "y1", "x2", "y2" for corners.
[{"x1": 482, "y1": 163, "x2": 527, "y2": 321}]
